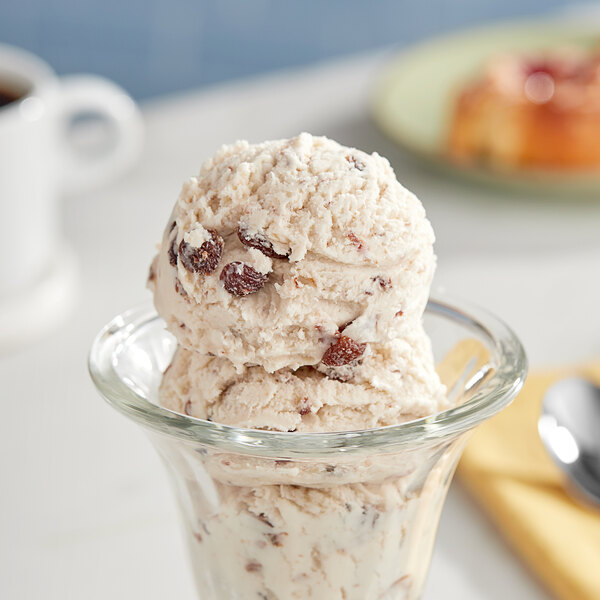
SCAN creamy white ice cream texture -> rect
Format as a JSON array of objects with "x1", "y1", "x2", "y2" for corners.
[
  {"x1": 160, "y1": 326, "x2": 447, "y2": 432},
  {"x1": 150, "y1": 133, "x2": 436, "y2": 373}
]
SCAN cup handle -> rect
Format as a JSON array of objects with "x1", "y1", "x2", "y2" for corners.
[{"x1": 58, "y1": 74, "x2": 144, "y2": 196}]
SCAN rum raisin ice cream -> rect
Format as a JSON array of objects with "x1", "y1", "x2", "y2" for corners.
[
  {"x1": 160, "y1": 328, "x2": 446, "y2": 432},
  {"x1": 149, "y1": 133, "x2": 436, "y2": 373},
  {"x1": 149, "y1": 133, "x2": 448, "y2": 600}
]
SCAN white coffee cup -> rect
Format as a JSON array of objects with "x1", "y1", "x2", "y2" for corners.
[{"x1": 0, "y1": 43, "x2": 143, "y2": 298}]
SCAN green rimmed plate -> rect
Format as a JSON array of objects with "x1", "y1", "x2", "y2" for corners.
[{"x1": 372, "y1": 19, "x2": 600, "y2": 196}]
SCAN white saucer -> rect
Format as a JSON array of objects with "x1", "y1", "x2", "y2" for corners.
[{"x1": 0, "y1": 245, "x2": 79, "y2": 352}]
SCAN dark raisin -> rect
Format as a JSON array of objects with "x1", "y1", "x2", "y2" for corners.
[
  {"x1": 374, "y1": 276, "x2": 392, "y2": 290},
  {"x1": 266, "y1": 533, "x2": 286, "y2": 547},
  {"x1": 238, "y1": 226, "x2": 288, "y2": 259},
  {"x1": 168, "y1": 236, "x2": 178, "y2": 266},
  {"x1": 178, "y1": 229, "x2": 224, "y2": 274},
  {"x1": 220, "y1": 262, "x2": 268, "y2": 296},
  {"x1": 245, "y1": 562, "x2": 262, "y2": 573},
  {"x1": 325, "y1": 465, "x2": 336, "y2": 473},
  {"x1": 255, "y1": 513, "x2": 274, "y2": 528},
  {"x1": 322, "y1": 336, "x2": 366, "y2": 366},
  {"x1": 347, "y1": 231, "x2": 364, "y2": 250}
]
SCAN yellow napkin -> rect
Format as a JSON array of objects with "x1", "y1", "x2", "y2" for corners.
[{"x1": 458, "y1": 361, "x2": 600, "y2": 600}]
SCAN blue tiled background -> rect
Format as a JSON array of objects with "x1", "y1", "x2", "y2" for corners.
[{"x1": 0, "y1": 1, "x2": 572, "y2": 99}]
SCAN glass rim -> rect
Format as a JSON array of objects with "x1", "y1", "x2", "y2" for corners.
[{"x1": 88, "y1": 296, "x2": 527, "y2": 458}]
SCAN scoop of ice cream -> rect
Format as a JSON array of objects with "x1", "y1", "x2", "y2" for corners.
[
  {"x1": 149, "y1": 133, "x2": 435, "y2": 372},
  {"x1": 159, "y1": 326, "x2": 447, "y2": 433}
]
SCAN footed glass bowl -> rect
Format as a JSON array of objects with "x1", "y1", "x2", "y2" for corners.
[{"x1": 89, "y1": 297, "x2": 527, "y2": 600}]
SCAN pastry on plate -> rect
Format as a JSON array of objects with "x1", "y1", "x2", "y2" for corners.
[{"x1": 448, "y1": 48, "x2": 600, "y2": 169}]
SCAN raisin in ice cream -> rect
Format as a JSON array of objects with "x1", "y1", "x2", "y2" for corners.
[
  {"x1": 160, "y1": 328, "x2": 446, "y2": 432},
  {"x1": 149, "y1": 133, "x2": 448, "y2": 600},
  {"x1": 149, "y1": 133, "x2": 436, "y2": 373}
]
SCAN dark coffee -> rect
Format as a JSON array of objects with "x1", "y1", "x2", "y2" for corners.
[{"x1": 0, "y1": 87, "x2": 22, "y2": 109}]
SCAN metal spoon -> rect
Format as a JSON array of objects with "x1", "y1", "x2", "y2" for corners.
[{"x1": 538, "y1": 377, "x2": 600, "y2": 507}]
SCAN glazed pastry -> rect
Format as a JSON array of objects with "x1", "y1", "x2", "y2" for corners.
[{"x1": 448, "y1": 49, "x2": 600, "y2": 169}]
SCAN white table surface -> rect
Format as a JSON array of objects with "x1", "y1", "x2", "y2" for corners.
[{"x1": 2, "y1": 51, "x2": 600, "y2": 599}]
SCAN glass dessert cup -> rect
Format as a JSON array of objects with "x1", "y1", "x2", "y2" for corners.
[{"x1": 89, "y1": 297, "x2": 527, "y2": 600}]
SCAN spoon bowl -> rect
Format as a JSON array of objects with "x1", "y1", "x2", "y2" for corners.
[{"x1": 538, "y1": 377, "x2": 600, "y2": 507}]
